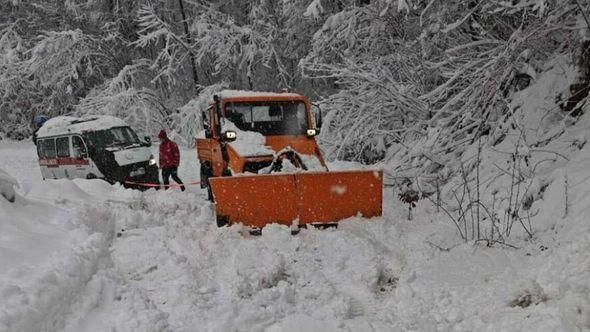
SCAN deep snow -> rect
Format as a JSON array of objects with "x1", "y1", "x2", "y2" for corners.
[{"x1": 0, "y1": 136, "x2": 589, "y2": 332}]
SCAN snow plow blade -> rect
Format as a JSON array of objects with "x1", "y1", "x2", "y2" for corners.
[{"x1": 209, "y1": 170, "x2": 383, "y2": 228}]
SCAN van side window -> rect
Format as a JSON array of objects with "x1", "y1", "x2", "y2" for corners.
[
  {"x1": 56, "y1": 137, "x2": 70, "y2": 158},
  {"x1": 72, "y1": 136, "x2": 87, "y2": 159},
  {"x1": 39, "y1": 139, "x2": 56, "y2": 159},
  {"x1": 37, "y1": 140, "x2": 44, "y2": 157}
]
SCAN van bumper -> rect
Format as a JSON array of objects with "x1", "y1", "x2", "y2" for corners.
[{"x1": 122, "y1": 164, "x2": 160, "y2": 190}]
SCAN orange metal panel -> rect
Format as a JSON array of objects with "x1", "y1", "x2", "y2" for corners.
[
  {"x1": 209, "y1": 170, "x2": 383, "y2": 228},
  {"x1": 296, "y1": 170, "x2": 383, "y2": 223},
  {"x1": 226, "y1": 144, "x2": 249, "y2": 173},
  {"x1": 209, "y1": 173, "x2": 299, "y2": 228},
  {"x1": 196, "y1": 138, "x2": 225, "y2": 176},
  {"x1": 196, "y1": 138, "x2": 213, "y2": 160}
]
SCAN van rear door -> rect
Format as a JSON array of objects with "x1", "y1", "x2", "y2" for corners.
[
  {"x1": 71, "y1": 136, "x2": 91, "y2": 179},
  {"x1": 56, "y1": 136, "x2": 72, "y2": 178},
  {"x1": 38, "y1": 138, "x2": 59, "y2": 179}
]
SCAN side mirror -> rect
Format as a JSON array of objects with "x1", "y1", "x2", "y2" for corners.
[
  {"x1": 312, "y1": 103, "x2": 323, "y2": 129},
  {"x1": 307, "y1": 128, "x2": 319, "y2": 137},
  {"x1": 222, "y1": 131, "x2": 237, "y2": 142}
]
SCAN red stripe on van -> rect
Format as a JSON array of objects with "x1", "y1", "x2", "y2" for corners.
[
  {"x1": 40, "y1": 158, "x2": 90, "y2": 166},
  {"x1": 39, "y1": 158, "x2": 59, "y2": 167}
]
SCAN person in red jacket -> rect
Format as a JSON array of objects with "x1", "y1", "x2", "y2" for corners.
[{"x1": 158, "y1": 130, "x2": 185, "y2": 191}]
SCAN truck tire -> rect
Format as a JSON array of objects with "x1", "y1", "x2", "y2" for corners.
[
  {"x1": 200, "y1": 163, "x2": 214, "y2": 201},
  {"x1": 216, "y1": 215, "x2": 229, "y2": 228}
]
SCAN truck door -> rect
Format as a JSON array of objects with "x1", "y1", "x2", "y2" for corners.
[{"x1": 196, "y1": 106, "x2": 225, "y2": 177}]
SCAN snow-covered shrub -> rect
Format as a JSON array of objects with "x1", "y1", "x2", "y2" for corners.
[
  {"x1": 508, "y1": 279, "x2": 548, "y2": 308},
  {"x1": 306, "y1": 57, "x2": 428, "y2": 162},
  {"x1": 0, "y1": 167, "x2": 17, "y2": 203}
]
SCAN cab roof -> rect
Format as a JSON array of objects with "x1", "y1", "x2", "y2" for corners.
[
  {"x1": 218, "y1": 90, "x2": 308, "y2": 103},
  {"x1": 36, "y1": 115, "x2": 128, "y2": 138}
]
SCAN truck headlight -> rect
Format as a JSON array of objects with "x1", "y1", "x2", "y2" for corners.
[{"x1": 149, "y1": 155, "x2": 157, "y2": 166}]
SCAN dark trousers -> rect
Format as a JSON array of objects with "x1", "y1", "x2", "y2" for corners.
[{"x1": 161, "y1": 166, "x2": 185, "y2": 190}]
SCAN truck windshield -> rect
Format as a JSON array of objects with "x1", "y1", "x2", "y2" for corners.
[
  {"x1": 224, "y1": 101, "x2": 308, "y2": 135},
  {"x1": 83, "y1": 126, "x2": 140, "y2": 149}
]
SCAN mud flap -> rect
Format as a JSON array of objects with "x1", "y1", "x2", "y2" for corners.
[{"x1": 209, "y1": 170, "x2": 382, "y2": 228}]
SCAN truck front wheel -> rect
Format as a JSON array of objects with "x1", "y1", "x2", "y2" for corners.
[
  {"x1": 200, "y1": 162, "x2": 214, "y2": 201},
  {"x1": 216, "y1": 214, "x2": 229, "y2": 228}
]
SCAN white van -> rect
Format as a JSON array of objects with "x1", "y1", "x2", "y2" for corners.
[{"x1": 35, "y1": 116, "x2": 159, "y2": 188}]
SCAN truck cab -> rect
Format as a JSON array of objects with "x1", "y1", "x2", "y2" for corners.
[{"x1": 196, "y1": 90, "x2": 325, "y2": 193}]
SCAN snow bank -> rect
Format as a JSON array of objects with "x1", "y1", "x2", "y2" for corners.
[
  {"x1": 110, "y1": 204, "x2": 404, "y2": 331},
  {"x1": 0, "y1": 187, "x2": 116, "y2": 331},
  {"x1": 72, "y1": 179, "x2": 142, "y2": 203},
  {"x1": 0, "y1": 167, "x2": 17, "y2": 202},
  {"x1": 0, "y1": 140, "x2": 43, "y2": 184},
  {"x1": 24, "y1": 178, "x2": 93, "y2": 203},
  {"x1": 21, "y1": 178, "x2": 142, "y2": 205}
]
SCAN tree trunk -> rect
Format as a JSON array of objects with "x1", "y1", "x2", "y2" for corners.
[{"x1": 178, "y1": 0, "x2": 200, "y2": 92}]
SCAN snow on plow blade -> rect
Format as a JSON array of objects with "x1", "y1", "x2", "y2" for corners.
[{"x1": 209, "y1": 170, "x2": 383, "y2": 228}]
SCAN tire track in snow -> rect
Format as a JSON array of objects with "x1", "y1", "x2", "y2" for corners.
[
  {"x1": 72, "y1": 186, "x2": 408, "y2": 331},
  {"x1": 103, "y1": 190, "x2": 215, "y2": 331},
  {"x1": 305, "y1": 221, "x2": 405, "y2": 327},
  {"x1": 60, "y1": 201, "x2": 172, "y2": 332}
]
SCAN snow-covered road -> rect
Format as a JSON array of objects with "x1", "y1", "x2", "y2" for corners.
[{"x1": 1, "y1": 140, "x2": 589, "y2": 331}]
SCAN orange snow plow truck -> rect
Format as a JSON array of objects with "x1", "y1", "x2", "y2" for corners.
[{"x1": 196, "y1": 90, "x2": 382, "y2": 229}]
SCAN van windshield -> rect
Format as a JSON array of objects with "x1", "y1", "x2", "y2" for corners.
[
  {"x1": 83, "y1": 126, "x2": 140, "y2": 149},
  {"x1": 224, "y1": 101, "x2": 308, "y2": 136}
]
